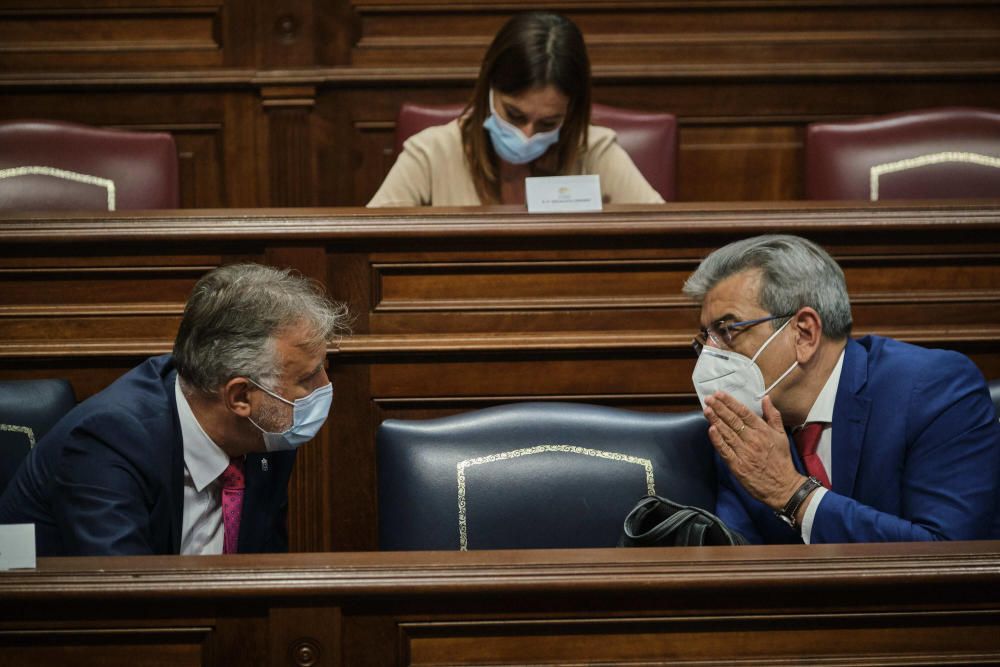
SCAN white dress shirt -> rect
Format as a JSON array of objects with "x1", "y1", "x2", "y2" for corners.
[
  {"x1": 175, "y1": 380, "x2": 231, "y2": 555},
  {"x1": 798, "y1": 348, "x2": 846, "y2": 544}
]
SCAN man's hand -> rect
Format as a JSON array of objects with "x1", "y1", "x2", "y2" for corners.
[{"x1": 704, "y1": 392, "x2": 804, "y2": 511}]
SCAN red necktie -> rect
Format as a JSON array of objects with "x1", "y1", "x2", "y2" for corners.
[
  {"x1": 793, "y1": 423, "x2": 831, "y2": 489},
  {"x1": 219, "y1": 458, "x2": 245, "y2": 554}
]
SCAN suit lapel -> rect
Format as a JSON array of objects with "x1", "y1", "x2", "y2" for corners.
[
  {"x1": 167, "y1": 369, "x2": 185, "y2": 554},
  {"x1": 831, "y1": 339, "x2": 871, "y2": 497}
]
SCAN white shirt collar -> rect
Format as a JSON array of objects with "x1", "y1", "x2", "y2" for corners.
[
  {"x1": 802, "y1": 347, "x2": 846, "y2": 426},
  {"x1": 175, "y1": 378, "x2": 231, "y2": 492}
]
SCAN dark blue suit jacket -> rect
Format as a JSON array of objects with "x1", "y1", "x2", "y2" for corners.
[
  {"x1": 0, "y1": 355, "x2": 296, "y2": 556},
  {"x1": 715, "y1": 335, "x2": 1000, "y2": 544}
]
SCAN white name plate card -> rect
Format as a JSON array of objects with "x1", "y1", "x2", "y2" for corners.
[
  {"x1": 0, "y1": 523, "x2": 36, "y2": 570},
  {"x1": 525, "y1": 175, "x2": 603, "y2": 213}
]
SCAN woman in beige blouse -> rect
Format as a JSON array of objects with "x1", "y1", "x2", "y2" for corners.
[{"x1": 368, "y1": 11, "x2": 664, "y2": 207}]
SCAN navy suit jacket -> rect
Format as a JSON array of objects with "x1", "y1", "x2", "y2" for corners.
[
  {"x1": 715, "y1": 335, "x2": 1000, "y2": 544},
  {"x1": 0, "y1": 355, "x2": 296, "y2": 556}
]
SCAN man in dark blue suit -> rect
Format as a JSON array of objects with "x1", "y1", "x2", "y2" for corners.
[
  {"x1": 0, "y1": 263, "x2": 349, "y2": 556},
  {"x1": 684, "y1": 234, "x2": 1000, "y2": 544}
]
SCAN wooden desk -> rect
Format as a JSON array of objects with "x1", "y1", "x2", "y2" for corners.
[
  {"x1": 2, "y1": 201, "x2": 998, "y2": 550},
  {"x1": 2, "y1": 541, "x2": 1000, "y2": 666}
]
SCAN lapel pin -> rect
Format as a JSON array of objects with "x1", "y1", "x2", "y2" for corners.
[{"x1": 261, "y1": 458, "x2": 269, "y2": 472}]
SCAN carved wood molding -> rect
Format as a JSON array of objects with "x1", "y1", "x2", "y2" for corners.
[
  {"x1": 260, "y1": 84, "x2": 317, "y2": 109},
  {"x1": 3, "y1": 541, "x2": 1000, "y2": 599},
  {"x1": 1, "y1": 202, "x2": 998, "y2": 242},
  {"x1": 0, "y1": 339, "x2": 173, "y2": 358},
  {"x1": 1, "y1": 60, "x2": 998, "y2": 91},
  {"x1": 0, "y1": 304, "x2": 185, "y2": 317},
  {"x1": 2, "y1": 327, "x2": 996, "y2": 360}
]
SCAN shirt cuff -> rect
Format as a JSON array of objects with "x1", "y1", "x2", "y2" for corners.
[{"x1": 799, "y1": 487, "x2": 828, "y2": 544}]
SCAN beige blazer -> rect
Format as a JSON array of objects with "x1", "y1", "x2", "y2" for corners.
[{"x1": 368, "y1": 120, "x2": 665, "y2": 207}]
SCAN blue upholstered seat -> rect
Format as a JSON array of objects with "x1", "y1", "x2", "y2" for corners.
[{"x1": 377, "y1": 402, "x2": 716, "y2": 550}]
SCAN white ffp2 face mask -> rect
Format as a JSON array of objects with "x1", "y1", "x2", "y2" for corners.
[{"x1": 691, "y1": 317, "x2": 798, "y2": 416}]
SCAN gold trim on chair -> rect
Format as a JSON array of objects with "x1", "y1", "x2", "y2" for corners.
[
  {"x1": 0, "y1": 424, "x2": 36, "y2": 448},
  {"x1": 0, "y1": 165, "x2": 116, "y2": 211},
  {"x1": 455, "y1": 444, "x2": 655, "y2": 551},
  {"x1": 869, "y1": 151, "x2": 1000, "y2": 201}
]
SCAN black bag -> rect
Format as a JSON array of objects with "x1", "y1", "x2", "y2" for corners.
[{"x1": 620, "y1": 495, "x2": 748, "y2": 547}]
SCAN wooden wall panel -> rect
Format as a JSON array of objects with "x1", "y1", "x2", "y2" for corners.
[
  {"x1": 261, "y1": 86, "x2": 319, "y2": 206},
  {"x1": 371, "y1": 257, "x2": 694, "y2": 331},
  {"x1": 679, "y1": 125, "x2": 803, "y2": 201},
  {"x1": 401, "y1": 614, "x2": 1000, "y2": 665},
  {"x1": 4, "y1": 543, "x2": 1000, "y2": 666},
  {"x1": 336, "y1": 0, "x2": 1000, "y2": 203},
  {"x1": 0, "y1": 8, "x2": 224, "y2": 70},
  {"x1": 0, "y1": 1, "x2": 250, "y2": 71},
  {"x1": 0, "y1": 630, "x2": 208, "y2": 667},
  {"x1": 2, "y1": 1, "x2": 997, "y2": 206},
  {"x1": 349, "y1": 1, "x2": 1000, "y2": 71},
  {"x1": 175, "y1": 127, "x2": 227, "y2": 209}
]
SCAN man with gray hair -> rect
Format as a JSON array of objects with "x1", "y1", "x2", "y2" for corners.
[
  {"x1": 684, "y1": 234, "x2": 999, "y2": 544},
  {"x1": 0, "y1": 263, "x2": 349, "y2": 556}
]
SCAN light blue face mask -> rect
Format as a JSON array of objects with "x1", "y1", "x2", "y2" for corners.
[
  {"x1": 482, "y1": 89, "x2": 561, "y2": 165},
  {"x1": 247, "y1": 378, "x2": 333, "y2": 452}
]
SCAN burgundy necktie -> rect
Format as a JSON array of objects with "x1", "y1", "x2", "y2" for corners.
[
  {"x1": 219, "y1": 458, "x2": 245, "y2": 554},
  {"x1": 793, "y1": 422, "x2": 831, "y2": 489}
]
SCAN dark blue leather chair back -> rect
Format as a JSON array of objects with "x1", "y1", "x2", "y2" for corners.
[
  {"x1": 0, "y1": 379, "x2": 76, "y2": 494},
  {"x1": 377, "y1": 402, "x2": 716, "y2": 550}
]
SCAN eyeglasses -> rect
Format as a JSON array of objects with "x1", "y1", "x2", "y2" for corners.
[{"x1": 692, "y1": 313, "x2": 795, "y2": 356}]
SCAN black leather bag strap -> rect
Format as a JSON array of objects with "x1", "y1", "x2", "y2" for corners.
[{"x1": 620, "y1": 494, "x2": 747, "y2": 547}]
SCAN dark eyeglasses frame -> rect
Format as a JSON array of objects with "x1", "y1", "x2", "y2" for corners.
[{"x1": 692, "y1": 312, "x2": 796, "y2": 356}]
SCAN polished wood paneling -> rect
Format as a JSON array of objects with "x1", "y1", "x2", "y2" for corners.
[
  {"x1": 0, "y1": 4, "x2": 228, "y2": 70},
  {"x1": 1, "y1": 1, "x2": 997, "y2": 206},
  {"x1": 0, "y1": 203, "x2": 997, "y2": 551},
  {"x1": 680, "y1": 125, "x2": 803, "y2": 201},
  {"x1": 2, "y1": 542, "x2": 1000, "y2": 666},
  {"x1": 349, "y1": 1, "x2": 1000, "y2": 71}
]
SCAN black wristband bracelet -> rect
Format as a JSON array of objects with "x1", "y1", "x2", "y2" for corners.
[{"x1": 775, "y1": 476, "x2": 823, "y2": 530}]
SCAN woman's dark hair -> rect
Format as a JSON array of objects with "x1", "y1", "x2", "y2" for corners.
[{"x1": 460, "y1": 11, "x2": 592, "y2": 203}]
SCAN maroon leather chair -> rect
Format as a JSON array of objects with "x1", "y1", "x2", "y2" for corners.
[
  {"x1": 394, "y1": 102, "x2": 678, "y2": 201},
  {"x1": 805, "y1": 107, "x2": 1000, "y2": 201},
  {"x1": 0, "y1": 120, "x2": 179, "y2": 211}
]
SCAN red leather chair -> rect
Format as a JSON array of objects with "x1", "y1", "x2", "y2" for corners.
[
  {"x1": 805, "y1": 107, "x2": 1000, "y2": 201},
  {"x1": 0, "y1": 120, "x2": 179, "y2": 211},
  {"x1": 394, "y1": 102, "x2": 677, "y2": 201}
]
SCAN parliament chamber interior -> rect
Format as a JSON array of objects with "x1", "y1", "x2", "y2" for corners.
[{"x1": 1, "y1": 1, "x2": 999, "y2": 665}]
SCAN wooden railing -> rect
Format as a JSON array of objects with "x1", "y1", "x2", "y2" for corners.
[{"x1": 2, "y1": 541, "x2": 1000, "y2": 666}]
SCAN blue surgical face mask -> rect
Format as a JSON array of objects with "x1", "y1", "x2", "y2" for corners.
[
  {"x1": 482, "y1": 89, "x2": 561, "y2": 165},
  {"x1": 247, "y1": 378, "x2": 333, "y2": 452}
]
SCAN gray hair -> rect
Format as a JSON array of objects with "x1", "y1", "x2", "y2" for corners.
[
  {"x1": 682, "y1": 234, "x2": 852, "y2": 339},
  {"x1": 173, "y1": 263, "x2": 350, "y2": 394}
]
